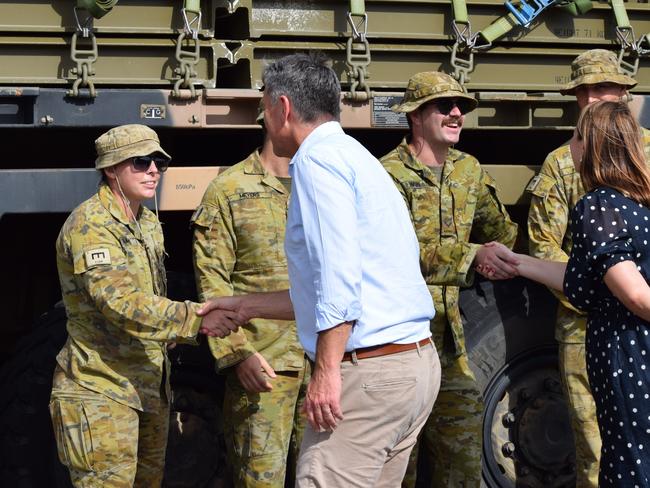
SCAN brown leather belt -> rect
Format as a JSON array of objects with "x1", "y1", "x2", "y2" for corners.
[{"x1": 342, "y1": 338, "x2": 431, "y2": 362}]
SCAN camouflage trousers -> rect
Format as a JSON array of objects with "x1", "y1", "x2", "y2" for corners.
[
  {"x1": 559, "y1": 342, "x2": 601, "y2": 488},
  {"x1": 402, "y1": 352, "x2": 483, "y2": 488},
  {"x1": 223, "y1": 358, "x2": 310, "y2": 487},
  {"x1": 49, "y1": 366, "x2": 169, "y2": 487}
]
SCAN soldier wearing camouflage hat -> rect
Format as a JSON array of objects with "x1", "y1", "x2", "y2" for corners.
[
  {"x1": 192, "y1": 102, "x2": 309, "y2": 487},
  {"x1": 50, "y1": 124, "x2": 243, "y2": 487},
  {"x1": 381, "y1": 71, "x2": 519, "y2": 488},
  {"x1": 527, "y1": 49, "x2": 650, "y2": 487}
]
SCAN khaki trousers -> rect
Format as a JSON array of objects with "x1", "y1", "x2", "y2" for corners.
[
  {"x1": 296, "y1": 341, "x2": 441, "y2": 488},
  {"x1": 403, "y1": 351, "x2": 483, "y2": 488}
]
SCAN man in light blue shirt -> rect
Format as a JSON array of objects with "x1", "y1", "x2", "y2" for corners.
[
  {"x1": 286, "y1": 120, "x2": 436, "y2": 359},
  {"x1": 199, "y1": 53, "x2": 440, "y2": 487}
]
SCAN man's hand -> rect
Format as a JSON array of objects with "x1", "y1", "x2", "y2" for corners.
[
  {"x1": 474, "y1": 242, "x2": 520, "y2": 280},
  {"x1": 235, "y1": 352, "x2": 276, "y2": 393},
  {"x1": 302, "y1": 365, "x2": 344, "y2": 432},
  {"x1": 197, "y1": 296, "x2": 247, "y2": 318},
  {"x1": 199, "y1": 305, "x2": 247, "y2": 338}
]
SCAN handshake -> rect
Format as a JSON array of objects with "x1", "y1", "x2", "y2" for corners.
[
  {"x1": 195, "y1": 290, "x2": 294, "y2": 338},
  {"x1": 195, "y1": 243, "x2": 522, "y2": 339},
  {"x1": 473, "y1": 241, "x2": 522, "y2": 280},
  {"x1": 196, "y1": 296, "x2": 248, "y2": 338}
]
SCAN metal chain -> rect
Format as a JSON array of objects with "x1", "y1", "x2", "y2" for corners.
[
  {"x1": 68, "y1": 7, "x2": 98, "y2": 98},
  {"x1": 616, "y1": 26, "x2": 641, "y2": 77},
  {"x1": 452, "y1": 20, "x2": 478, "y2": 50},
  {"x1": 450, "y1": 20, "x2": 476, "y2": 84},
  {"x1": 639, "y1": 34, "x2": 650, "y2": 56},
  {"x1": 450, "y1": 42, "x2": 474, "y2": 84},
  {"x1": 345, "y1": 12, "x2": 372, "y2": 101},
  {"x1": 172, "y1": 8, "x2": 202, "y2": 98}
]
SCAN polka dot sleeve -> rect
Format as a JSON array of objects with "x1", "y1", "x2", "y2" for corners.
[{"x1": 564, "y1": 188, "x2": 635, "y2": 311}]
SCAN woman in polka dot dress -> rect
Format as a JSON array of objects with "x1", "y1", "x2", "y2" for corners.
[{"x1": 514, "y1": 100, "x2": 650, "y2": 487}]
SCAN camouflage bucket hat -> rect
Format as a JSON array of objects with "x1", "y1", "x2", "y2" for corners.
[
  {"x1": 561, "y1": 49, "x2": 637, "y2": 95},
  {"x1": 392, "y1": 71, "x2": 478, "y2": 113},
  {"x1": 95, "y1": 124, "x2": 171, "y2": 170}
]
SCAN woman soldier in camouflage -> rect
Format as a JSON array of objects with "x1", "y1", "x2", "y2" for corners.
[{"x1": 49, "y1": 124, "x2": 242, "y2": 487}]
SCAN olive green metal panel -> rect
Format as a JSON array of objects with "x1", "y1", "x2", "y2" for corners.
[
  {"x1": 0, "y1": 0, "x2": 217, "y2": 36},
  {"x1": 483, "y1": 164, "x2": 538, "y2": 205},
  {"x1": 0, "y1": 36, "x2": 227, "y2": 86},
  {"x1": 234, "y1": 41, "x2": 650, "y2": 92},
  {"x1": 215, "y1": 0, "x2": 650, "y2": 46},
  {"x1": 3, "y1": 1, "x2": 648, "y2": 47}
]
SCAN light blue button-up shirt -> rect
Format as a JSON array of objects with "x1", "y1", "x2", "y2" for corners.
[{"x1": 285, "y1": 121, "x2": 434, "y2": 359}]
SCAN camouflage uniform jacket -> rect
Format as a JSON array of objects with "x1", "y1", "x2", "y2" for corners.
[
  {"x1": 192, "y1": 150, "x2": 303, "y2": 372},
  {"x1": 55, "y1": 183, "x2": 201, "y2": 412},
  {"x1": 381, "y1": 139, "x2": 518, "y2": 356},
  {"x1": 527, "y1": 127, "x2": 650, "y2": 343}
]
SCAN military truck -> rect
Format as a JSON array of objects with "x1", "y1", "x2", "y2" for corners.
[{"x1": 0, "y1": 1, "x2": 648, "y2": 486}]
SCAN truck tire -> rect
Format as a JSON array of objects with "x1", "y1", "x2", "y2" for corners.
[
  {"x1": 0, "y1": 305, "x2": 71, "y2": 488},
  {"x1": 461, "y1": 277, "x2": 577, "y2": 488},
  {"x1": 0, "y1": 273, "x2": 232, "y2": 488},
  {"x1": 164, "y1": 340, "x2": 232, "y2": 488}
]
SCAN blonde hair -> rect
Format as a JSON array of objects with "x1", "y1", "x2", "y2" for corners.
[{"x1": 576, "y1": 100, "x2": 650, "y2": 206}]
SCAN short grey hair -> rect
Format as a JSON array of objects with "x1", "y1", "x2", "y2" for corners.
[{"x1": 262, "y1": 53, "x2": 341, "y2": 123}]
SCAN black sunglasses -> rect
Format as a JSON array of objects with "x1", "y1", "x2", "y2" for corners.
[
  {"x1": 431, "y1": 98, "x2": 474, "y2": 116},
  {"x1": 131, "y1": 155, "x2": 170, "y2": 173}
]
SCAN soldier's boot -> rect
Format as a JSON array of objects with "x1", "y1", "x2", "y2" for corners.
[{"x1": 559, "y1": 343, "x2": 601, "y2": 488}]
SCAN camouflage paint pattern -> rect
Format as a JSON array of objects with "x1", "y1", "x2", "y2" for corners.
[
  {"x1": 391, "y1": 71, "x2": 477, "y2": 114},
  {"x1": 192, "y1": 150, "x2": 303, "y2": 373},
  {"x1": 560, "y1": 49, "x2": 637, "y2": 95},
  {"x1": 381, "y1": 139, "x2": 518, "y2": 356},
  {"x1": 94, "y1": 124, "x2": 171, "y2": 170},
  {"x1": 224, "y1": 361, "x2": 310, "y2": 487},
  {"x1": 559, "y1": 343, "x2": 601, "y2": 487},
  {"x1": 50, "y1": 365, "x2": 169, "y2": 487},
  {"x1": 192, "y1": 150, "x2": 306, "y2": 487},
  {"x1": 381, "y1": 139, "x2": 517, "y2": 487},
  {"x1": 402, "y1": 353, "x2": 483, "y2": 488},
  {"x1": 55, "y1": 183, "x2": 201, "y2": 412},
  {"x1": 526, "y1": 127, "x2": 650, "y2": 487}
]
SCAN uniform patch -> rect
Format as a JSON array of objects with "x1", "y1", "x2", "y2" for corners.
[
  {"x1": 85, "y1": 248, "x2": 111, "y2": 267},
  {"x1": 239, "y1": 192, "x2": 260, "y2": 199},
  {"x1": 190, "y1": 206, "x2": 203, "y2": 222},
  {"x1": 526, "y1": 175, "x2": 542, "y2": 193},
  {"x1": 403, "y1": 181, "x2": 427, "y2": 189}
]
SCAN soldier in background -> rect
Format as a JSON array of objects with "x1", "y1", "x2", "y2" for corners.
[
  {"x1": 380, "y1": 72, "x2": 519, "y2": 487},
  {"x1": 527, "y1": 49, "x2": 650, "y2": 487},
  {"x1": 50, "y1": 124, "x2": 241, "y2": 487},
  {"x1": 192, "y1": 105, "x2": 309, "y2": 487}
]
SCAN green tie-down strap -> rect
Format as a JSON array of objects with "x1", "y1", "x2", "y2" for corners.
[
  {"x1": 350, "y1": 0, "x2": 366, "y2": 16},
  {"x1": 452, "y1": 0, "x2": 469, "y2": 24},
  {"x1": 184, "y1": 0, "x2": 201, "y2": 13},
  {"x1": 609, "y1": 0, "x2": 631, "y2": 29},
  {"x1": 557, "y1": 0, "x2": 593, "y2": 16},
  {"x1": 476, "y1": 14, "x2": 517, "y2": 46},
  {"x1": 475, "y1": 0, "x2": 592, "y2": 47},
  {"x1": 76, "y1": 0, "x2": 119, "y2": 19}
]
